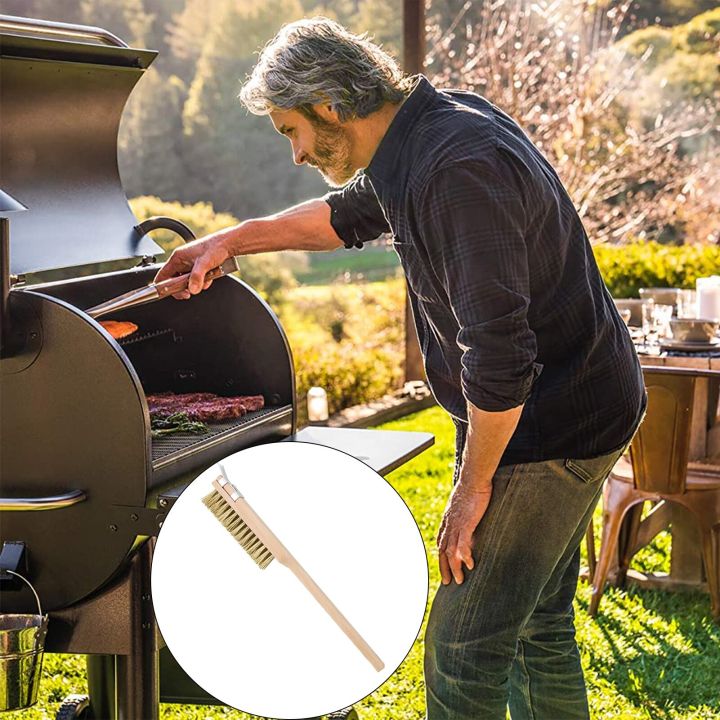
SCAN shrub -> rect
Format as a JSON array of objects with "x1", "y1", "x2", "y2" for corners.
[
  {"x1": 648, "y1": 51, "x2": 720, "y2": 102},
  {"x1": 617, "y1": 26, "x2": 675, "y2": 69},
  {"x1": 281, "y1": 280, "x2": 405, "y2": 347},
  {"x1": 673, "y1": 7, "x2": 720, "y2": 55},
  {"x1": 593, "y1": 241, "x2": 720, "y2": 297},
  {"x1": 129, "y1": 196, "x2": 239, "y2": 252},
  {"x1": 278, "y1": 280, "x2": 405, "y2": 413},
  {"x1": 293, "y1": 342, "x2": 399, "y2": 416}
]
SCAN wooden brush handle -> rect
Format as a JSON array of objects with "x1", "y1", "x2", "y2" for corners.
[
  {"x1": 285, "y1": 557, "x2": 385, "y2": 672},
  {"x1": 214, "y1": 475, "x2": 384, "y2": 672}
]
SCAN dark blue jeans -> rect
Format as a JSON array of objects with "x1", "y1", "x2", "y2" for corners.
[{"x1": 425, "y1": 423, "x2": 627, "y2": 719}]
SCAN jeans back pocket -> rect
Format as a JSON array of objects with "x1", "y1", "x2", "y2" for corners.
[{"x1": 564, "y1": 447, "x2": 625, "y2": 484}]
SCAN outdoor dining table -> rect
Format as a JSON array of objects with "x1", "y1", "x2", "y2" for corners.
[
  {"x1": 613, "y1": 340, "x2": 720, "y2": 593},
  {"x1": 636, "y1": 352, "x2": 720, "y2": 462}
]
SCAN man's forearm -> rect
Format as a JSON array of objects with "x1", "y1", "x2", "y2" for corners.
[
  {"x1": 437, "y1": 400, "x2": 524, "y2": 584},
  {"x1": 227, "y1": 198, "x2": 344, "y2": 255},
  {"x1": 458, "y1": 402, "x2": 525, "y2": 489},
  {"x1": 154, "y1": 198, "x2": 345, "y2": 292}
]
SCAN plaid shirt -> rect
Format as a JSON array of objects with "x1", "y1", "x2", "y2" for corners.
[{"x1": 325, "y1": 76, "x2": 645, "y2": 465}]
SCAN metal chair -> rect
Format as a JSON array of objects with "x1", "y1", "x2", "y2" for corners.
[{"x1": 588, "y1": 366, "x2": 720, "y2": 620}]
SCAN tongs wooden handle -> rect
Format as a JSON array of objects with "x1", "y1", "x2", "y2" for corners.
[
  {"x1": 85, "y1": 257, "x2": 240, "y2": 319},
  {"x1": 152, "y1": 262, "x2": 229, "y2": 298}
]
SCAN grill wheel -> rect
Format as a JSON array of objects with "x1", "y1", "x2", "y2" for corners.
[
  {"x1": 55, "y1": 694, "x2": 90, "y2": 720},
  {"x1": 327, "y1": 708, "x2": 359, "y2": 720}
]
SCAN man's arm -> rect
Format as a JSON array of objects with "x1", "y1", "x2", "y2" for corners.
[
  {"x1": 154, "y1": 198, "x2": 342, "y2": 297},
  {"x1": 154, "y1": 173, "x2": 390, "y2": 298},
  {"x1": 438, "y1": 402, "x2": 523, "y2": 585}
]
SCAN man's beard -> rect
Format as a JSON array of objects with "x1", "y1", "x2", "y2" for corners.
[{"x1": 307, "y1": 117, "x2": 357, "y2": 188}]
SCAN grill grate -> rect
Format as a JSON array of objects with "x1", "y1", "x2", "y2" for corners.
[
  {"x1": 119, "y1": 328, "x2": 177, "y2": 347},
  {"x1": 150, "y1": 405, "x2": 290, "y2": 466}
]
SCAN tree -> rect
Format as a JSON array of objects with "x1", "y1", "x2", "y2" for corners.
[
  {"x1": 300, "y1": 0, "x2": 357, "y2": 25},
  {"x1": 142, "y1": 0, "x2": 186, "y2": 56},
  {"x1": 2, "y1": 0, "x2": 84, "y2": 24},
  {"x1": 180, "y1": 0, "x2": 326, "y2": 217},
  {"x1": 625, "y1": 0, "x2": 718, "y2": 28},
  {"x1": 619, "y1": 8, "x2": 720, "y2": 112},
  {"x1": 79, "y1": 0, "x2": 154, "y2": 46},
  {"x1": 427, "y1": 0, "x2": 719, "y2": 245},
  {"x1": 164, "y1": 0, "x2": 225, "y2": 81},
  {"x1": 118, "y1": 69, "x2": 188, "y2": 200},
  {"x1": 351, "y1": 0, "x2": 402, "y2": 57}
]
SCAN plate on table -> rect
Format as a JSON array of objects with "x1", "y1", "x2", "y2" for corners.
[{"x1": 660, "y1": 337, "x2": 720, "y2": 353}]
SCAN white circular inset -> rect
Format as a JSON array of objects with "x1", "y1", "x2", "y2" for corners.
[{"x1": 152, "y1": 442, "x2": 428, "y2": 718}]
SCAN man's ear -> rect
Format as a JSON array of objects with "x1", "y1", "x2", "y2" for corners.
[{"x1": 311, "y1": 102, "x2": 341, "y2": 124}]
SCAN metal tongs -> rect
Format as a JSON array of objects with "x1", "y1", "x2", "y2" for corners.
[{"x1": 85, "y1": 257, "x2": 241, "y2": 319}]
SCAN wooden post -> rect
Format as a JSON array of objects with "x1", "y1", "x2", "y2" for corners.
[{"x1": 402, "y1": 0, "x2": 426, "y2": 383}]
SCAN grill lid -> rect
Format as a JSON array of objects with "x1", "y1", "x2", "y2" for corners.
[{"x1": 0, "y1": 18, "x2": 162, "y2": 275}]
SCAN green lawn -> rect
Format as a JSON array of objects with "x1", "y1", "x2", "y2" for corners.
[
  {"x1": 11, "y1": 407, "x2": 719, "y2": 719},
  {"x1": 295, "y1": 244, "x2": 401, "y2": 285}
]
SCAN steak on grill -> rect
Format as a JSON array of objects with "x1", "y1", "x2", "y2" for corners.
[
  {"x1": 146, "y1": 392, "x2": 265, "y2": 423},
  {"x1": 99, "y1": 320, "x2": 138, "y2": 339}
]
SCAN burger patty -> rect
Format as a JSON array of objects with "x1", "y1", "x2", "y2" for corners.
[{"x1": 146, "y1": 392, "x2": 265, "y2": 423}]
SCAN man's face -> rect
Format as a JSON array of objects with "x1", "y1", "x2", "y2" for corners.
[{"x1": 269, "y1": 107, "x2": 356, "y2": 187}]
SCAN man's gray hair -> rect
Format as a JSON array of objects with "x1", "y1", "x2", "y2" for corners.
[{"x1": 240, "y1": 17, "x2": 411, "y2": 121}]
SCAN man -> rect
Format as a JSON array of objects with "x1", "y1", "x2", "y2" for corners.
[{"x1": 155, "y1": 18, "x2": 646, "y2": 719}]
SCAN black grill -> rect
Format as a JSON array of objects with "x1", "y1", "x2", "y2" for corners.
[{"x1": 0, "y1": 19, "x2": 297, "y2": 616}]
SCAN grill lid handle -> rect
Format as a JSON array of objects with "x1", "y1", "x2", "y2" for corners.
[
  {"x1": 0, "y1": 14, "x2": 129, "y2": 48},
  {"x1": 0, "y1": 489, "x2": 86, "y2": 511},
  {"x1": 134, "y1": 217, "x2": 196, "y2": 244}
]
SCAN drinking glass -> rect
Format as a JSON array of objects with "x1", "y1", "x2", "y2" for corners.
[
  {"x1": 641, "y1": 299, "x2": 655, "y2": 342},
  {"x1": 677, "y1": 289, "x2": 698, "y2": 318},
  {"x1": 641, "y1": 300, "x2": 673, "y2": 353},
  {"x1": 653, "y1": 304, "x2": 674, "y2": 339}
]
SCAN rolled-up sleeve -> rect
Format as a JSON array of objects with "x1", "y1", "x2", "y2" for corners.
[
  {"x1": 417, "y1": 161, "x2": 543, "y2": 411},
  {"x1": 323, "y1": 173, "x2": 391, "y2": 249}
]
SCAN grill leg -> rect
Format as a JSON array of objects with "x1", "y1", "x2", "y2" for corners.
[
  {"x1": 116, "y1": 541, "x2": 159, "y2": 720},
  {"x1": 86, "y1": 654, "x2": 116, "y2": 718}
]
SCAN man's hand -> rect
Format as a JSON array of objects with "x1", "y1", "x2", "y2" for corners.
[
  {"x1": 154, "y1": 229, "x2": 237, "y2": 299},
  {"x1": 436, "y1": 401, "x2": 523, "y2": 586},
  {"x1": 437, "y1": 479, "x2": 492, "y2": 585}
]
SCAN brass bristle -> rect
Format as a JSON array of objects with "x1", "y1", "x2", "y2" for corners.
[{"x1": 202, "y1": 489, "x2": 274, "y2": 569}]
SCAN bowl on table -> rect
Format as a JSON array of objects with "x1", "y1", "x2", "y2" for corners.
[{"x1": 669, "y1": 318, "x2": 719, "y2": 343}]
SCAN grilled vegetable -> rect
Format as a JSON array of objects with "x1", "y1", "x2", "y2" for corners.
[{"x1": 150, "y1": 412, "x2": 209, "y2": 437}]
